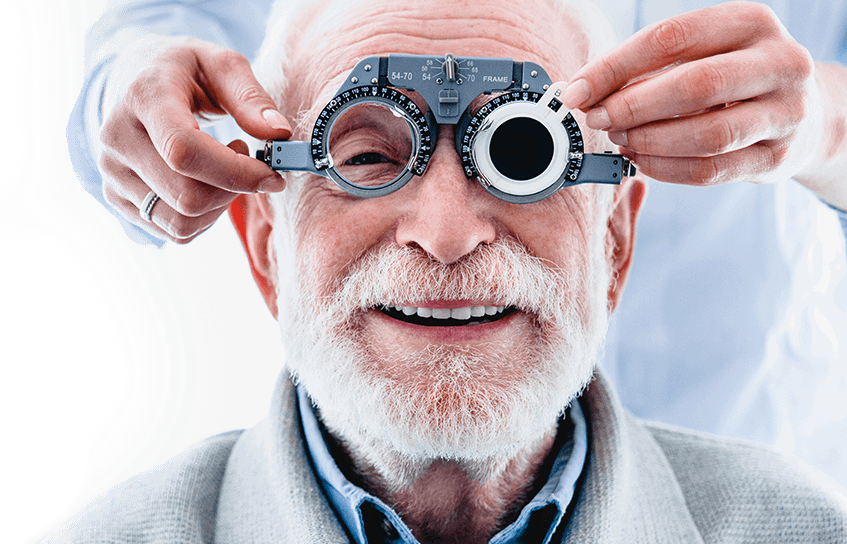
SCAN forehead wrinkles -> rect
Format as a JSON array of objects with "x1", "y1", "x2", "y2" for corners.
[{"x1": 282, "y1": 0, "x2": 593, "y2": 118}]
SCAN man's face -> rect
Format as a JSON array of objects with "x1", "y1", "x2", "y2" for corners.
[{"x1": 250, "y1": 0, "x2": 639, "y2": 482}]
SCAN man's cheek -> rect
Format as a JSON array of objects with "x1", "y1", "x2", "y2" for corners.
[
  {"x1": 295, "y1": 213, "x2": 394, "y2": 294},
  {"x1": 291, "y1": 228, "x2": 349, "y2": 300}
]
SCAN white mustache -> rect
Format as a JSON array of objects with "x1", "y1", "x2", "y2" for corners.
[{"x1": 321, "y1": 237, "x2": 584, "y2": 326}]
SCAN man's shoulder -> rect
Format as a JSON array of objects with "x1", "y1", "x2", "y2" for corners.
[
  {"x1": 40, "y1": 430, "x2": 244, "y2": 544},
  {"x1": 644, "y1": 421, "x2": 847, "y2": 542}
]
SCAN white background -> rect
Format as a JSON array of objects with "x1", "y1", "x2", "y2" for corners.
[{"x1": 1, "y1": 3, "x2": 285, "y2": 542}]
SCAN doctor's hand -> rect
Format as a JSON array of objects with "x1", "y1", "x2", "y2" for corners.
[
  {"x1": 97, "y1": 36, "x2": 291, "y2": 243},
  {"x1": 563, "y1": 1, "x2": 828, "y2": 191}
]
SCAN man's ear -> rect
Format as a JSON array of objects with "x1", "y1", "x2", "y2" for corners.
[
  {"x1": 229, "y1": 193, "x2": 279, "y2": 318},
  {"x1": 605, "y1": 175, "x2": 647, "y2": 313}
]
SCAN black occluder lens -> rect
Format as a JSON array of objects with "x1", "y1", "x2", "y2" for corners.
[{"x1": 489, "y1": 117, "x2": 554, "y2": 181}]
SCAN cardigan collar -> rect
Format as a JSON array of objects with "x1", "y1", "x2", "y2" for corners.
[{"x1": 214, "y1": 367, "x2": 704, "y2": 543}]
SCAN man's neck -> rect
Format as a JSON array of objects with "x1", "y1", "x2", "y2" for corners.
[{"x1": 325, "y1": 426, "x2": 559, "y2": 544}]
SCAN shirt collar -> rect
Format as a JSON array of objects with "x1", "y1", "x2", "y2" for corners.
[{"x1": 298, "y1": 385, "x2": 588, "y2": 544}]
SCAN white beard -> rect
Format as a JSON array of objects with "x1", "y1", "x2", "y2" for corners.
[{"x1": 274, "y1": 223, "x2": 610, "y2": 489}]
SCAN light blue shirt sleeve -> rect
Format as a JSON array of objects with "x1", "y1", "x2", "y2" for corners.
[
  {"x1": 833, "y1": 205, "x2": 847, "y2": 237},
  {"x1": 68, "y1": 0, "x2": 274, "y2": 245},
  {"x1": 835, "y1": 9, "x2": 847, "y2": 237}
]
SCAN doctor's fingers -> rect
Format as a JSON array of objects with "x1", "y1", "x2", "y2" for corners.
[
  {"x1": 101, "y1": 154, "x2": 233, "y2": 243},
  {"x1": 609, "y1": 98, "x2": 800, "y2": 159},
  {"x1": 620, "y1": 137, "x2": 800, "y2": 187},
  {"x1": 99, "y1": 117, "x2": 243, "y2": 216},
  {"x1": 102, "y1": 94, "x2": 285, "y2": 201},
  {"x1": 582, "y1": 45, "x2": 813, "y2": 132},
  {"x1": 565, "y1": 2, "x2": 797, "y2": 111}
]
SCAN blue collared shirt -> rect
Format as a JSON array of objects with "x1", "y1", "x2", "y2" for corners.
[{"x1": 297, "y1": 385, "x2": 588, "y2": 544}]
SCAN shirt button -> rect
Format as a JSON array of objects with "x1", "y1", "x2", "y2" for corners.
[{"x1": 381, "y1": 517, "x2": 400, "y2": 541}]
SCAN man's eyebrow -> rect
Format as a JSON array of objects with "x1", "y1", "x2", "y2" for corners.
[{"x1": 298, "y1": 83, "x2": 429, "y2": 133}]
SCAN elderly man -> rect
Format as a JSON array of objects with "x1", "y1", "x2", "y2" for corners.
[{"x1": 49, "y1": 0, "x2": 846, "y2": 542}]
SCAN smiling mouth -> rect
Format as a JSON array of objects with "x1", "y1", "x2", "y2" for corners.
[{"x1": 378, "y1": 305, "x2": 517, "y2": 327}]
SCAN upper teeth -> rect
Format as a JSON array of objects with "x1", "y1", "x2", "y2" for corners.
[{"x1": 392, "y1": 305, "x2": 506, "y2": 320}]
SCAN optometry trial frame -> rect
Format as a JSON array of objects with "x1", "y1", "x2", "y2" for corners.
[{"x1": 256, "y1": 53, "x2": 636, "y2": 204}]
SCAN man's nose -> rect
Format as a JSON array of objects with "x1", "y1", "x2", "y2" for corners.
[{"x1": 394, "y1": 126, "x2": 497, "y2": 264}]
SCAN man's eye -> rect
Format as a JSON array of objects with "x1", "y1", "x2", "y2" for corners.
[{"x1": 346, "y1": 152, "x2": 396, "y2": 166}]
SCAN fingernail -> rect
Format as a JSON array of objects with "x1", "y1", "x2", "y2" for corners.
[
  {"x1": 259, "y1": 173, "x2": 286, "y2": 193},
  {"x1": 586, "y1": 106, "x2": 611, "y2": 130},
  {"x1": 608, "y1": 130, "x2": 628, "y2": 147},
  {"x1": 563, "y1": 79, "x2": 590, "y2": 110},
  {"x1": 262, "y1": 109, "x2": 291, "y2": 132}
]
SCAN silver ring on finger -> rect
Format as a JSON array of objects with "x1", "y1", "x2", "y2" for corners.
[{"x1": 140, "y1": 191, "x2": 160, "y2": 222}]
